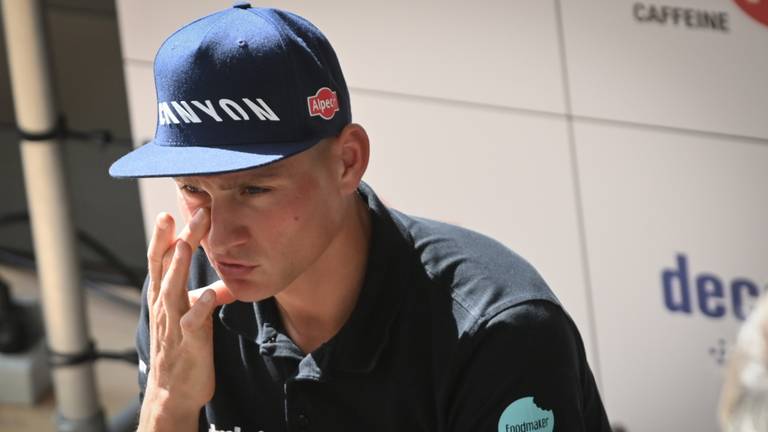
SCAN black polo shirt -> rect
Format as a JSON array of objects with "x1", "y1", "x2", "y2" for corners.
[{"x1": 136, "y1": 182, "x2": 612, "y2": 432}]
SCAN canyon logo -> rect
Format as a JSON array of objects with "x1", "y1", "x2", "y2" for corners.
[
  {"x1": 734, "y1": 0, "x2": 768, "y2": 27},
  {"x1": 157, "y1": 98, "x2": 280, "y2": 125}
]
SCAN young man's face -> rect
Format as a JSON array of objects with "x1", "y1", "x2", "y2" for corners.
[{"x1": 173, "y1": 140, "x2": 346, "y2": 301}]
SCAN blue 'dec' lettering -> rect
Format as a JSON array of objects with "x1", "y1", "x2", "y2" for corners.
[{"x1": 662, "y1": 253, "x2": 763, "y2": 320}]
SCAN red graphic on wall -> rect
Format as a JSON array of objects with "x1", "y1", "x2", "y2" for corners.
[{"x1": 734, "y1": 0, "x2": 768, "y2": 27}]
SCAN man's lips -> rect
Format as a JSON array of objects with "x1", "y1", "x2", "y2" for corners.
[{"x1": 215, "y1": 260, "x2": 257, "y2": 278}]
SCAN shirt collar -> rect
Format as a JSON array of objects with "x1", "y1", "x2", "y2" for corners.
[{"x1": 218, "y1": 182, "x2": 410, "y2": 374}]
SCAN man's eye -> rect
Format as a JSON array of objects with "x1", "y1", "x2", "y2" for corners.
[
  {"x1": 243, "y1": 186, "x2": 270, "y2": 195},
  {"x1": 180, "y1": 184, "x2": 203, "y2": 194}
]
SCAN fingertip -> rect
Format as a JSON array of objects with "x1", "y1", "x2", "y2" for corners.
[
  {"x1": 190, "y1": 207, "x2": 211, "y2": 232},
  {"x1": 155, "y1": 212, "x2": 171, "y2": 230},
  {"x1": 206, "y1": 280, "x2": 237, "y2": 306},
  {"x1": 175, "y1": 239, "x2": 190, "y2": 255},
  {"x1": 192, "y1": 207, "x2": 207, "y2": 222},
  {"x1": 200, "y1": 289, "x2": 214, "y2": 304},
  {"x1": 183, "y1": 289, "x2": 217, "y2": 331}
]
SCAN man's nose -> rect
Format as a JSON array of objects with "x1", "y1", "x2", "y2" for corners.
[{"x1": 206, "y1": 202, "x2": 249, "y2": 253}]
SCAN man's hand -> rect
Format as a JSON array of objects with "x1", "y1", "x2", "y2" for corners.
[{"x1": 138, "y1": 209, "x2": 234, "y2": 432}]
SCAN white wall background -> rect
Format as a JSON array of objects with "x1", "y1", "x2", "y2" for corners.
[{"x1": 113, "y1": 1, "x2": 768, "y2": 430}]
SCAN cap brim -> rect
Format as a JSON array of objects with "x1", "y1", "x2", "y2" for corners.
[{"x1": 108, "y1": 138, "x2": 320, "y2": 179}]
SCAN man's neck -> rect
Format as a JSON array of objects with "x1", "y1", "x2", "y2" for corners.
[{"x1": 274, "y1": 193, "x2": 372, "y2": 354}]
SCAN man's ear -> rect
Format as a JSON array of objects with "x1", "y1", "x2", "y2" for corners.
[{"x1": 335, "y1": 123, "x2": 369, "y2": 194}]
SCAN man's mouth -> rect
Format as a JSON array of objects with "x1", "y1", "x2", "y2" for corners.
[{"x1": 215, "y1": 260, "x2": 257, "y2": 278}]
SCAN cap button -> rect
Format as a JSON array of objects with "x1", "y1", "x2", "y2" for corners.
[{"x1": 232, "y1": 1, "x2": 251, "y2": 9}]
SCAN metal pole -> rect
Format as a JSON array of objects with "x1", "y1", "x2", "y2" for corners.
[{"x1": 0, "y1": 1, "x2": 106, "y2": 431}]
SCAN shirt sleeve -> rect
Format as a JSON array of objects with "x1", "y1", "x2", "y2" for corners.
[{"x1": 445, "y1": 300, "x2": 612, "y2": 432}]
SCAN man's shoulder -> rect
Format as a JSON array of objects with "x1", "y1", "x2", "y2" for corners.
[
  {"x1": 383, "y1": 209, "x2": 611, "y2": 427},
  {"x1": 388, "y1": 209, "x2": 561, "y2": 327}
]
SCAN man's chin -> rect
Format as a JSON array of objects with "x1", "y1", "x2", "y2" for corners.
[{"x1": 221, "y1": 277, "x2": 273, "y2": 303}]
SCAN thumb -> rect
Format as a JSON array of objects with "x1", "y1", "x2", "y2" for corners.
[
  {"x1": 180, "y1": 288, "x2": 219, "y2": 337},
  {"x1": 189, "y1": 280, "x2": 236, "y2": 306}
]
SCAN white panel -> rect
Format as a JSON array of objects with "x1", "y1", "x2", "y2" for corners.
[
  {"x1": 122, "y1": 62, "x2": 155, "y2": 147},
  {"x1": 115, "y1": 0, "x2": 214, "y2": 67},
  {"x1": 115, "y1": 0, "x2": 565, "y2": 113},
  {"x1": 576, "y1": 121, "x2": 768, "y2": 431},
  {"x1": 355, "y1": 89, "x2": 597, "y2": 368},
  {"x1": 562, "y1": 0, "x2": 768, "y2": 139},
  {"x1": 122, "y1": 62, "x2": 182, "y2": 242}
]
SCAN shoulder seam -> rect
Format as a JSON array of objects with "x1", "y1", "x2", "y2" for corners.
[{"x1": 464, "y1": 298, "x2": 563, "y2": 336}]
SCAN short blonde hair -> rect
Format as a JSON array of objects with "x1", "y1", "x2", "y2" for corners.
[{"x1": 720, "y1": 294, "x2": 768, "y2": 431}]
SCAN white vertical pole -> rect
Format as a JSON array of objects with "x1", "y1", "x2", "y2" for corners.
[{"x1": 0, "y1": 1, "x2": 105, "y2": 430}]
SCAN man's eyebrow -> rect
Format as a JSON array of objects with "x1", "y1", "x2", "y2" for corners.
[
  {"x1": 174, "y1": 170, "x2": 281, "y2": 189},
  {"x1": 225, "y1": 172, "x2": 281, "y2": 189},
  {"x1": 243, "y1": 169, "x2": 281, "y2": 179}
]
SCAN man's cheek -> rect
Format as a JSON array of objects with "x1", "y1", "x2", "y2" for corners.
[
  {"x1": 176, "y1": 188, "x2": 206, "y2": 209},
  {"x1": 177, "y1": 195, "x2": 204, "y2": 222},
  {"x1": 200, "y1": 241, "x2": 214, "y2": 266},
  {"x1": 176, "y1": 192, "x2": 191, "y2": 218},
  {"x1": 186, "y1": 205, "x2": 204, "y2": 221}
]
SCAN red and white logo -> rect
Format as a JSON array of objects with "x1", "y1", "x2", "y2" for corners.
[
  {"x1": 307, "y1": 87, "x2": 339, "y2": 120},
  {"x1": 734, "y1": 0, "x2": 768, "y2": 27}
]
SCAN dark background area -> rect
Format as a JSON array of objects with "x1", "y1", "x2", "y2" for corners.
[{"x1": 0, "y1": 0, "x2": 146, "y2": 286}]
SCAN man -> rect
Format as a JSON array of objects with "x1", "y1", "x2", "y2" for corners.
[{"x1": 110, "y1": 4, "x2": 611, "y2": 431}]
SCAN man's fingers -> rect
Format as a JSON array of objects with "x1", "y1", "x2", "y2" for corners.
[
  {"x1": 147, "y1": 213, "x2": 175, "y2": 307},
  {"x1": 180, "y1": 289, "x2": 217, "y2": 336},
  {"x1": 160, "y1": 239, "x2": 193, "y2": 317},
  {"x1": 178, "y1": 207, "x2": 211, "y2": 251},
  {"x1": 189, "y1": 280, "x2": 237, "y2": 306},
  {"x1": 161, "y1": 244, "x2": 174, "y2": 277}
]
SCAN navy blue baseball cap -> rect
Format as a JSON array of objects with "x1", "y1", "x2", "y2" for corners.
[{"x1": 109, "y1": 2, "x2": 351, "y2": 178}]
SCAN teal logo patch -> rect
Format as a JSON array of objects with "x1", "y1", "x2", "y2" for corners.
[{"x1": 497, "y1": 396, "x2": 554, "y2": 432}]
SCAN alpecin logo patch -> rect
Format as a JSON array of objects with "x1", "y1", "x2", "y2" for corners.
[{"x1": 307, "y1": 87, "x2": 339, "y2": 120}]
